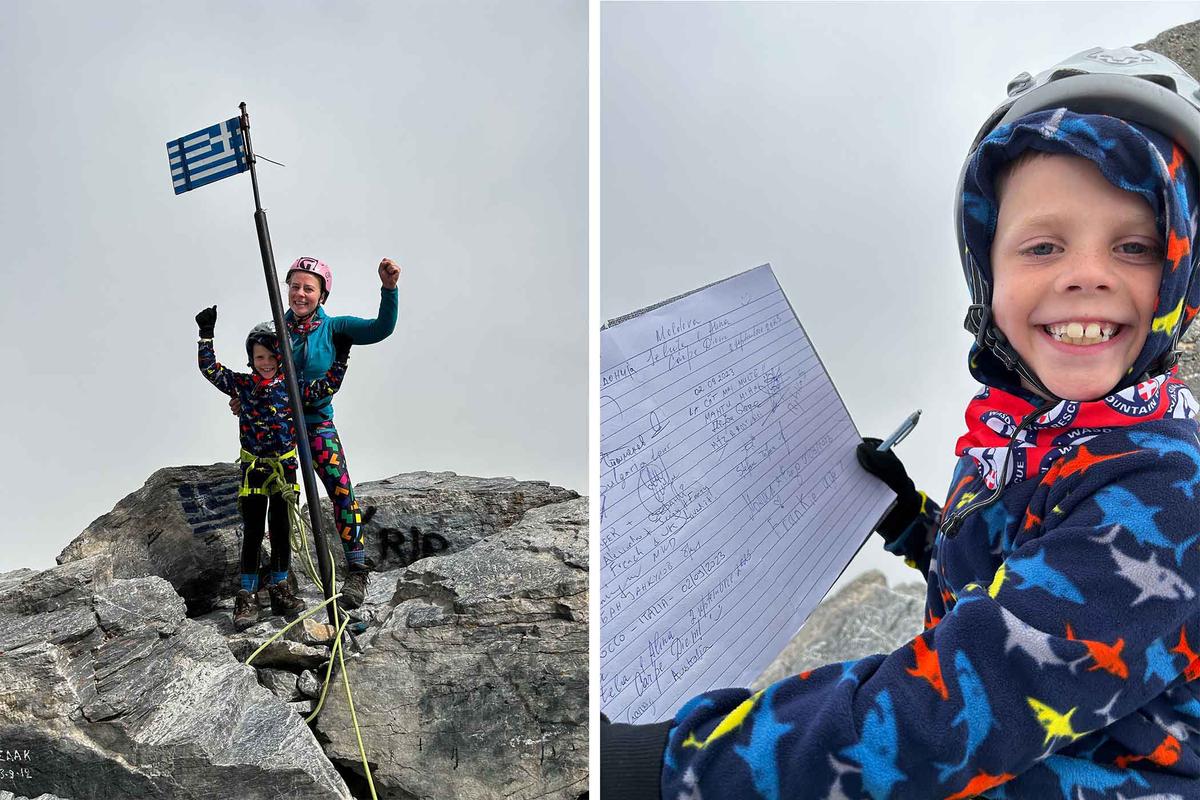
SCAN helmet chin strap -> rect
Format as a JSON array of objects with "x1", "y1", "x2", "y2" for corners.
[{"x1": 963, "y1": 298, "x2": 1060, "y2": 401}]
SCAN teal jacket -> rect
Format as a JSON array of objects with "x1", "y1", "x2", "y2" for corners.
[{"x1": 285, "y1": 287, "x2": 397, "y2": 425}]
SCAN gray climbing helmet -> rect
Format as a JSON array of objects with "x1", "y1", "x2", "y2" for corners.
[{"x1": 245, "y1": 321, "x2": 280, "y2": 368}]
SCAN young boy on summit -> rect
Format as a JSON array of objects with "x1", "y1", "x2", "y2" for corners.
[
  {"x1": 601, "y1": 47, "x2": 1200, "y2": 799},
  {"x1": 196, "y1": 306, "x2": 353, "y2": 631}
]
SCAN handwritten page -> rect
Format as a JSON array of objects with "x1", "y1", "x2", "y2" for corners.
[{"x1": 599, "y1": 264, "x2": 896, "y2": 724}]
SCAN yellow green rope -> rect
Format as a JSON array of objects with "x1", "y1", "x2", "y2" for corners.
[{"x1": 237, "y1": 452, "x2": 377, "y2": 799}]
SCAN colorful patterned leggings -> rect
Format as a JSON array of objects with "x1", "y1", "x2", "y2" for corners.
[{"x1": 308, "y1": 419, "x2": 366, "y2": 568}]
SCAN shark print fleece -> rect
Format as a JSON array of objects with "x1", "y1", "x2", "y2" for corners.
[
  {"x1": 662, "y1": 393, "x2": 1200, "y2": 799},
  {"x1": 198, "y1": 338, "x2": 347, "y2": 461},
  {"x1": 649, "y1": 111, "x2": 1200, "y2": 798}
]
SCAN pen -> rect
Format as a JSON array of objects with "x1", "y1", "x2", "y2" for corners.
[{"x1": 877, "y1": 409, "x2": 921, "y2": 452}]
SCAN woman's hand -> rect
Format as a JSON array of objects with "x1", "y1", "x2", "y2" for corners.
[{"x1": 378, "y1": 258, "x2": 401, "y2": 289}]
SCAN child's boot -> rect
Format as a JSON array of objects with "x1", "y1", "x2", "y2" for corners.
[
  {"x1": 268, "y1": 579, "x2": 306, "y2": 618},
  {"x1": 233, "y1": 589, "x2": 258, "y2": 631},
  {"x1": 341, "y1": 566, "x2": 371, "y2": 609}
]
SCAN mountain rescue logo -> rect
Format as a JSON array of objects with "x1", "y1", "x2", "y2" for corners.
[
  {"x1": 1103, "y1": 376, "x2": 1165, "y2": 417},
  {"x1": 1050, "y1": 426, "x2": 1108, "y2": 447},
  {"x1": 981, "y1": 411, "x2": 1038, "y2": 446},
  {"x1": 1167, "y1": 382, "x2": 1200, "y2": 419},
  {"x1": 1038, "y1": 447, "x2": 1071, "y2": 474},
  {"x1": 967, "y1": 446, "x2": 1024, "y2": 489},
  {"x1": 1035, "y1": 401, "x2": 1079, "y2": 429}
]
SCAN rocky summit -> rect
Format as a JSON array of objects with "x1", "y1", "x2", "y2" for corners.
[
  {"x1": 3, "y1": 468, "x2": 587, "y2": 800},
  {"x1": 56, "y1": 467, "x2": 578, "y2": 616}
]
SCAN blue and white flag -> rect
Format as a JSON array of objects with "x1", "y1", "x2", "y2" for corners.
[{"x1": 167, "y1": 117, "x2": 248, "y2": 195}]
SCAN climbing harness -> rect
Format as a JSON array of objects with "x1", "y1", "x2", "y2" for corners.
[{"x1": 238, "y1": 448, "x2": 299, "y2": 496}]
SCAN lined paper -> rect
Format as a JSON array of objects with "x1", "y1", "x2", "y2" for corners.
[{"x1": 599, "y1": 264, "x2": 895, "y2": 723}]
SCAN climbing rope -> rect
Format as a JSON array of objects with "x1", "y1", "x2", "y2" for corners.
[{"x1": 239, "y1": 449, "x2": 377, "y2": 799}]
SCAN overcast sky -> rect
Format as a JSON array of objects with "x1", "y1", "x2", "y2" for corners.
[
  {"x1": 601, "y1": 1, "x2": 1200, "y2": 591},
  {"x1": 0, "y1": 1, "x2": 585, "y2": 573}
]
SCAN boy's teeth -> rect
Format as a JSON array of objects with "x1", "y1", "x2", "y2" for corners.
[{"x1": 1044, "y1": 322, "x2": 1117, "y2": 345}]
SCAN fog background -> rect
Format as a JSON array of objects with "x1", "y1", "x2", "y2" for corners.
[
  {"x1": 0, "y1": 0, "x2": 586, "y2": 573},
  {"x1": 601, "y1": 1, "x2": 1200, "y2": 591}
]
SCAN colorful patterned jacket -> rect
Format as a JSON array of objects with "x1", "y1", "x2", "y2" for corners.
[{"x1": 197, "y1": 338, "x2": 347, "y2": 459}]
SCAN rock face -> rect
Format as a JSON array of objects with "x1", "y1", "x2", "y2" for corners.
[
  {"x1": 0, "y1": 556, "x2": 350, "y2": 800},
  {"x1": 55, "y1": 464, "x2": 245, "y2": 616},
  {"x1": 1154, "y1": 20, "x2": 1200, "y2": 385},
  {"x1": 752, "y1": 571, "x2": 925, "y2": 690},
  {"x1": 56, "y1": 467, "x2": 578, "y2": 617},
  {"x1": 1139, "y1": 19, "x2": 1199, "y2": 79},
  {"x1": 14, "y1": 468, "x2": 587, "y2": 800},
  {"x1": 315, "y1": 497, "x2": 589, "y2": 800},
  {"x1": 337, "y1": 471, "x2": 580, "y2": 571}
]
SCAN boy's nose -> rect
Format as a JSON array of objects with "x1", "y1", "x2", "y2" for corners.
[{"x1": 1057, "y1": 252, "x2": 1115, "y2": 293}]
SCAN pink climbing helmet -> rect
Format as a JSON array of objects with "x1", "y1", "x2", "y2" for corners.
[{"x1": 286, "y1": 256, "x2": 333, "y2": 301}]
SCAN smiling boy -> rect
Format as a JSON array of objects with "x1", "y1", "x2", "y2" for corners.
[
  {"x1": 196, "y1": 308, "x2": 353, "y2": 630},
  {"x1": 601, "y1": 48, "x2": 1200, "y2": 800}
]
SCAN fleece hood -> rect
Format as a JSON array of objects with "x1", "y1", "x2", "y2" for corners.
[{"x1": 959, "y1": 108, "x2": 1200, "y2": 399}]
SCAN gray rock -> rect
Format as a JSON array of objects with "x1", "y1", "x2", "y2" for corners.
[
  {"x1": 54, "y1": 464, "x2": 244, "y2": 615},
  {"x1": 1146, "y1": 20, "x2": 1200, "y2": 397},
  {"x1": 298, "y1": 669, "x2": 324, "y2": 699},
  {"x1": 335, "y1": 471, "x2": 580, "y2": 571},
  {"x1": 288, "y1": 700, "x2": 314, "y2": 717},
  {"x1": 753, "y1": 571, "x2": 926, "y2": 690},
  {"x1": 0, "y1": 793, "x2": 72, "y2": 800},
  {"x1": 284, "y1": 617, "x2": 339, "y2": 648},
  {"x1": 0, "y1": 557, "x2": 350, "y2": 800},
  {"x1": 315, "y1": 497, "x2": 589, "y2": 800},
  {"x1": 1138, "y1": 20, "x2": 1199, "y2": 80},
  {"x1": 227, "y1": 635, "x2": 330, "y2": 671},
  {"x1": 54, "y1": 466, "x2": 581, "y2": 621},
  {"x1": 257, "y1": 668, "x2": 301, "y2": 701}
]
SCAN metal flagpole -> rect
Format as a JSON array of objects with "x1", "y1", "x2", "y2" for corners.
[{"x1": 237, "y1": 101, "x2": 340, "y2": 630}]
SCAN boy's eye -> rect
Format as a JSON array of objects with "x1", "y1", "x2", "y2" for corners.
[
  {"x1": 1024, "y1": 242, "x2": 1058, "y2": 257},
  {"x1": 1117, "y1": 241, "x2": 1162, "y2": 258}
]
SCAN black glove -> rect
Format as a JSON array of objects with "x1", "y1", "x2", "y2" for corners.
[
  {"x1": 600, "y1": 713, "x2": 672, "y2": 800},
  {"x1": 332, "y1": 332, "x2": 352, "y2": 362},
  {"x1": 856, "y1": 437, "x2": 921, "y2": 541},
  {"x1": 195, "y1": 305, "x2": 217, "y2": 339}
]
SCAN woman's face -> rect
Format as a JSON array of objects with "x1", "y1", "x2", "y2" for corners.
[{"x1": 288, "y1": 272, "x2": 324, "y2": 316}]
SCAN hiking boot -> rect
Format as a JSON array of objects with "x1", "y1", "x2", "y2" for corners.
[
  {"x1": 340, "y1": 567, "x2": 370, "y2": 609},
  {"x1": 233, "y1": 590, "x2": 259, "y2": 631},
  {"x1": 267, "y1": 579, "x2": 306, "y2": 618}
]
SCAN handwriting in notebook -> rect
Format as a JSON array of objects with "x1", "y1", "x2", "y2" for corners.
[{"x1": 599, "y1": 264, "x2": 895, "y2": 723}]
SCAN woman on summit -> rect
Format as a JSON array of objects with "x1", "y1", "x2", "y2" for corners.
[{"x1": 243, "y1": 255, "x2": 400, "y2": 608}]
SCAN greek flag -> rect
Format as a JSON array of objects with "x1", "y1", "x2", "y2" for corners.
[{"x1": 167, "y1": 117, "x2": 248, "y2": 195}]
